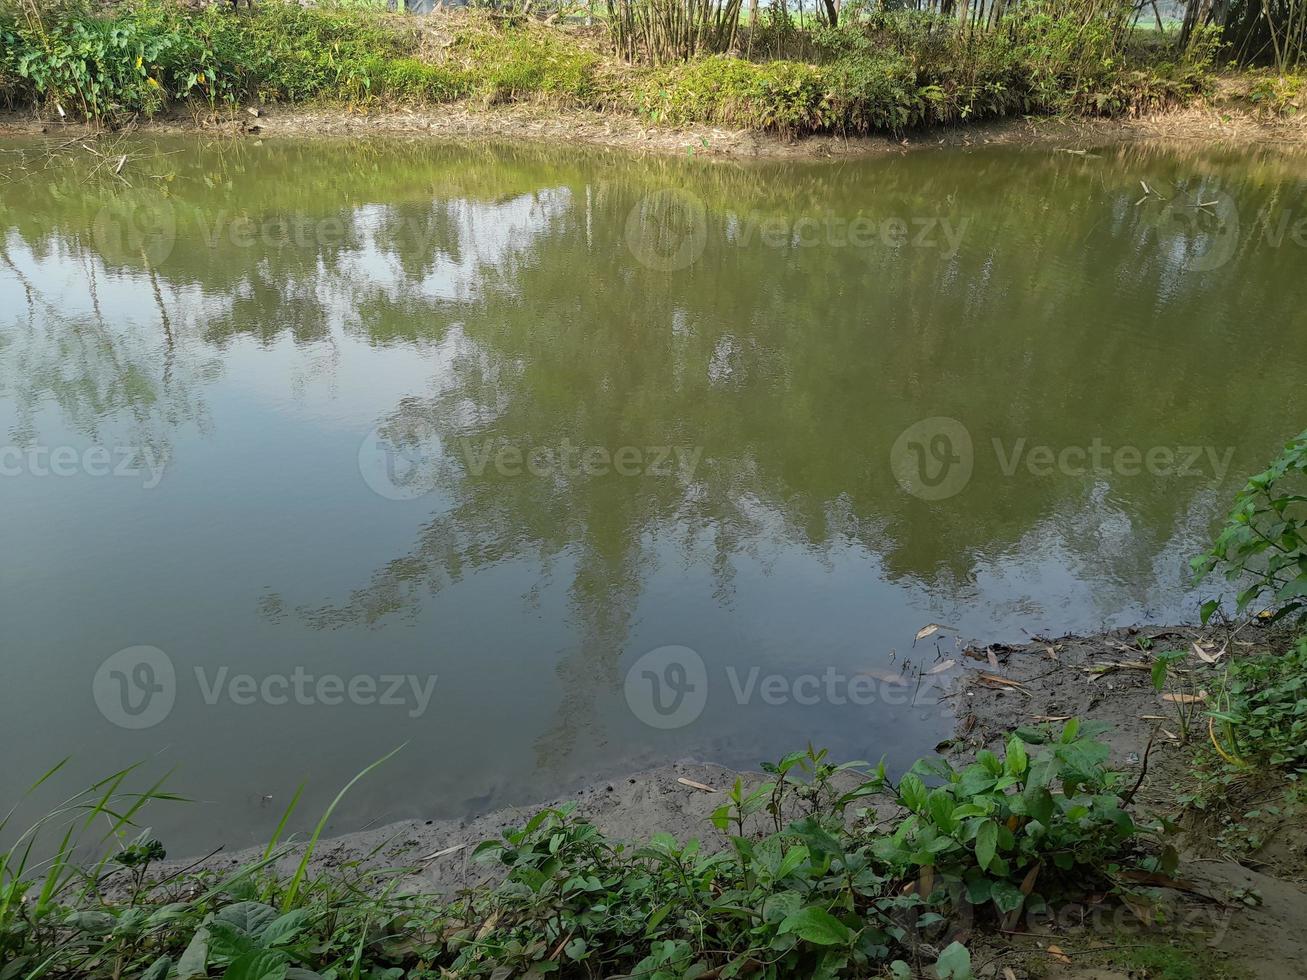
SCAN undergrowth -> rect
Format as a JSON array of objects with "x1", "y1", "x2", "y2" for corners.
[
  {"x1": 0, "y1": 721, "x2": 1166, "y2": 979},
  {"x1": 1179, "y1": 635, "x2": 1307, "y2": 856},
  {"x1": 0, "y1": 0, "x2": 1216, "y2": 135}
]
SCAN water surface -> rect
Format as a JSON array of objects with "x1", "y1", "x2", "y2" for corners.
[{"x1": 2, "y1": 136, "x2": 1305, "y2": 852}]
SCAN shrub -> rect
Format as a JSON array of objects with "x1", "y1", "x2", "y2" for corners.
[
  {"x1": 1210, "y1": 635, "x2": 1307, "y2": 771},
  {"x1": 1193, "y1": 427, "x2": 1307, "y2": 626}
]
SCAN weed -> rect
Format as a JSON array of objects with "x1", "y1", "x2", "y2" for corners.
[{"x1": 0, "y1": 723, "x2": 1151, "y2": 978}]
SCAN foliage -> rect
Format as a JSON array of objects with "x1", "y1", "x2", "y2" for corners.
[
  {"x1": 0, "y1": 723, "x2": 1148, "y2": 978},
  {"x1": 1193, "y1": 427, "x2": 1307, "y2": 626},
  {"x1": 1151, "y1": 647, "x2": 1203, "y2": 743},
  {"x1": 1174, "y1": 635, "x2": 1307, "y2": 857},
  {"x1": 1208, "y1": 635, "x2": 1307, "y2": 772},
  {"x1": 1245, "y1": 72, "x2": 1306, "y2": 114},
  {"x1": 875, "y1": 719, "x2": 1140, "y2": 920},
  {"x1": 0, "y1": 0, "x2": 1213, "y2": 132}
]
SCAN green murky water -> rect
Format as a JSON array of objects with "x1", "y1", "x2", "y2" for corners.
[{"x1": 2, "y1": 136, "x2": 1305, "y2": 852}]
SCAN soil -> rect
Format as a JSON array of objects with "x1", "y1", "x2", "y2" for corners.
[
  {"x1": 4, "y1": 84, "x2": 1307, "y2": 160},
  {"x1": 185, "y1": 761, "x2": 807, "y2": 898}
]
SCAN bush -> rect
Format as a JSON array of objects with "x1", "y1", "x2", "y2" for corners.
[
  {"x1": 636, "y1": 55, "x2": 829, "y2": 133},
  {"x1": 0, "y1": 0, "x2": 1214, "y2": 129},
  {"x1": 1210, "y1": 636, "x2": 1307, "y2": 771},
  {"x1": 1193, "y1": 427, "x2": 1307, "y2": 626}
]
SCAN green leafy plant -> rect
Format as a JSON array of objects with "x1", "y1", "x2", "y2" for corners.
[
  {"x1": 873, "y1": 720, "x2": 1138, "y2": 925},
  {"x1": 1208, "y1": 635, "x2": 1307, "y2": 771},
  {"x1": 1193, "y1": 427, "x2": 1307, "y2": 626},
  {"x1": 1151, "y1": 647, "x2": 1203, "y2": 743}
]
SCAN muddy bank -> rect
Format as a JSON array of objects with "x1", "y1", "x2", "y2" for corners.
[
  {"x1": 187, "y1": 761, "x2": 795, "y2": 897},
  {"x1": 168, "y1": 623, "x2": 1307, "y2": 978},
  {"x1": 5, "y1": 96, "x2": 1307, "y2": 160}
]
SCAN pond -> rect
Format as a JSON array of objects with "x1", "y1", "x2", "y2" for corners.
[{"x1": 2, "y1": 135, "x2": 1305, "y2": 854}]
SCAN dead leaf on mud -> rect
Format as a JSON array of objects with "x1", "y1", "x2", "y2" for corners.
[
  {"x1": 1033, "y1": 714, "x2": 1073, "y2": 722},
  {"x1": 1122, "y1": 893, "x2": 1155, "y2": 925},
  {"x1": 1117, "y1": 869, "x2": 1220, "y2": 900},
  {"x1": 1162, "y1": 692, "x2": 1207, "y2": 704},
  {"x1": 927, "y1": 659, "x2": 957, "y2": 674},
  {"x1": 1046, "y1": 944, "x2": 1072, "y2": 964},
  {"x1": 1085, "y1": 660, "x2": 1150, "y2": 680},
  {"x1": 1193, "y1": 641, "x2": 1225, "y2": 664},
  {"x1": 676, "y1": 777, "x2": 717, "y2": 793},
  {"x1": 976, "y1": 673, "x2": 1031, "y2": 695},
  {"x1": 914, "y1": 623, "x2": 956, "y2": 643}
]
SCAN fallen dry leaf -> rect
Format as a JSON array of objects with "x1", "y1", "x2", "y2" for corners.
[
  {"x1": 1162, "y1": 692, "x2": 1206, "y2": 704},
  {"x1": 1117, "y1": 869, "x2": 1217, "y2": 899},
  {"x1": 1033, "y1": 714, "x2": 1072, "y2": 722},
  {"x1": 987, "y1": 648, "x2": 1000, "y2": 669},
  {"x1": 1046, "y1": 944, "x2": 1072, "y2": 965},
  {"x1": 677, "y1": 777, "x2": 717, "y2": 793},
  {"x1": 915, "y1": 623, "x2": 953, "y2": 642},
  {"x1": 420, "y1": 842, "x2": 467, "y2": 861},
  {"x1": 1193, "y1": 641, "x2": 1224, "y2": 664},
  {"x1": 927, "y1": 659, "x2": 957, "y2": 675},
  {"x1": 978, "y1": 672, "x2": 1027, "y2": 687}
]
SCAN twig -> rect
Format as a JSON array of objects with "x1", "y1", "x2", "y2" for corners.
[{"x1": 1120, "y1": 724, "x2": 1160, "y2": 807}]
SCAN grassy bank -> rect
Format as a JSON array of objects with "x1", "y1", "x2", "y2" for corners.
[
  {"x1": 0, "y1": 725, "x2": 1163, "y2": 979},
  {"x1": 0, "y1": 1, "x2": 1221, "y2": 136}
]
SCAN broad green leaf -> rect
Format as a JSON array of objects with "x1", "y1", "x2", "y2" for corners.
[
  {"x1": 934, "y1": 940, "x2": 973, "y2": 979},
  {"x1": 176, "y1": 926, "x2": 210, "y2": 980},
  {"x1": 222, "y1": 949, "x2": 290, "y2": 980},
  {"x1": 1004, "y1": 736, "x2": 1028, "y2": 777},
  {"x1": 215, "y1": 902, "x2": 278, "y2": 937},
  {"x1": 974, "y1": 820, "x2": 998, "y2": 872},
  {"x1": 778, "y1": 906, "x2": 852, "y2": 946}
]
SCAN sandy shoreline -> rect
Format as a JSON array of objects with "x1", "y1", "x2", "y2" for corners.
[{"x1": 5, "y1": 99, "x2": 1307, "y2": 160}]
